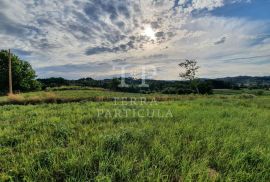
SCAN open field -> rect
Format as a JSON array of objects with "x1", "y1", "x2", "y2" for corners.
[
  {"x1": 213, "y1": 89, "x2": 270, "y2": 96},
  {"x1": 1, "y1": 87, "x2": 270, "y2": 105},
  {"x1": 0, "y1": 89, "x2": 270, "y2": 181},
  {"x1": 0, "y1": 88, "x2": 185, "y2": 105}
]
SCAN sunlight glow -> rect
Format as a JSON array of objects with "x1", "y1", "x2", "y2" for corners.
[{"x1": 143, "y1": 26, "x2": 156, "y2": 40}]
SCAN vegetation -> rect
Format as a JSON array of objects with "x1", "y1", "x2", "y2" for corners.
[
  {"x1": 213, "y1": 89, "x2": 270, "y2": 96},
  {"x1": 38, "y1": 77, "x2": 214, "y2": 95},
  {"x1": 37, "y1": 76, "x2": 270, "y2": 96},
  {"x1": 1, "y1": 51, "x2": 270, "y2": 181},
  {"x1": 179, "y1": 59, "x2": 200, "y2": 93},
  {"x1": 0, "y1": 88, "x2": 270, "y2": 181},
  {"x1": 0, "y1": 50, "x2": 41, "y2": 94},
  {"x1": 217, "y1": 76, "x2": 270, "y2": 88},
  {"x1": 0, "y1": 87, "x2": 200, "y2": 105},
  {"x1": 0, "y1": 87, "x2": 269, "y2": 106}
]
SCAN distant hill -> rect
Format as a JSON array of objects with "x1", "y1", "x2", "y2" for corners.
[{"x1": 216, "y1": 76, "x2": 270, "y2": 86}]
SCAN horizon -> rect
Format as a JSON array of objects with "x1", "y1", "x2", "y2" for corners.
[
  {"x1": 1, "y1": 0, "x2": 270, "y2": 79},
  {"x1": 37, "y1": 75, "x2": 270, "y2": 81}
]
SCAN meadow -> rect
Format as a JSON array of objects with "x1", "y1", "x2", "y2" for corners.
[{"x1": 0, "y1": 88, "x2": 270, "y2": 181}]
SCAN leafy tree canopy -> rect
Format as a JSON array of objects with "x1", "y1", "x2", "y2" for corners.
[{"x1": 0, "y1": 50, "x2": 41, "y2": 93}]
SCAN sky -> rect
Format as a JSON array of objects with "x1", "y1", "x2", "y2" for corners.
[{"x1": 0, "y1": 0, "x2": 270, "y2": 80}]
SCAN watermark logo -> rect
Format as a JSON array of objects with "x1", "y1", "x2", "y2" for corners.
[
  {"x1": 113, "y1": 64, "x2": 157, "y2": 88},
  {"x1": 96, "y1": 97, "x2": 173, "y2": 118},
  {"x1": 95, "y1": 65, "x2": 172, "y2": 118}
]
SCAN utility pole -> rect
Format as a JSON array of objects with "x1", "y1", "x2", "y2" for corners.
[{"x1": 8, "y1": 49, "x2": 13, "y2": 94}]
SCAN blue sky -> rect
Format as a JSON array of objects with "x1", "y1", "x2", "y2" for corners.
[
  {"x1": 0, "y1": 0, "x2": 269, "y2": 79},
  {"x1": 211, "y1": 0, "x2": 270, "y2": 20}
]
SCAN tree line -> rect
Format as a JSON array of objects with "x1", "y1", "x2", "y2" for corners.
[
  {"x1": 1, "y1": 50, "x2": 268, "y2": 95},
  {"x1": 37, "y1": 77, "x2": 216, "y2": 94}
]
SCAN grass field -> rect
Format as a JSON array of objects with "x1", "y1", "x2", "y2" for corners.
[
  {"x1": 0, "y1": 88, "x2": 187, "y2": 105},
  {"x1": 213, "y1": 89, "x2": 270, "y2": 95},
  {"x1": 0, "y1": 88, "x2": 270, "y2": 181}
]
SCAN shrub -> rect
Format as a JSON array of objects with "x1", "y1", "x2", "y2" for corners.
[{"x1": 256, "y1": 90, "x2": 264, "y2": 96}]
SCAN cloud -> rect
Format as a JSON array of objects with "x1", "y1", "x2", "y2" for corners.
[
  {"x1": 85, "y1": 47, "x2": 114, "y2": 55},
  {"x1": 192, "y1": 0, "x2": 224, "y2": 11},
  {"x1": 0, "y1": 0, "x2": 269, "y2": 79},
  {"x1": 12, "y1": 49, "x2": 32, "y2": 56},
  {"x1": 214, "y1": 37, "x2": 226, "y2": 45},
  {"x1": 249, "y1": 34, "x2": 270, "y2": 46}
]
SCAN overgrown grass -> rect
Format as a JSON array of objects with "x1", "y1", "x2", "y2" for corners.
[
  {"x1": 0, "y1": 87, "x2": 269, "y2": 106},
  {"x1": 213, "y1": 89, "x2": 270, "y2": 96},
  {"x1": 6, "y1": 92, "x2": 58, "y2": 105},
  {"x1": 0, "y1": 88, "x2": 203, "y2": 105},
  {"x1": 0, "y1": 90, "x2": 269, "y2": 181}
]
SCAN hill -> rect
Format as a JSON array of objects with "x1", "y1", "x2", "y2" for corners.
[{"x1": 217, "y1": 76, "x2": 270, "y2": 87}]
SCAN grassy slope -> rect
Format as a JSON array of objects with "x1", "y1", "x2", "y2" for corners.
[{"x1": 0, "y1": 90, "x2": 270, "y2": 181}]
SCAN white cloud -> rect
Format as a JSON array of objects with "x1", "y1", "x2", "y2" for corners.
[
  {"x1": 0, "y1": 0, "x2": 269, "y2": 79},
  {"x1": 192, "y1": 0, "x2": 224, "y2": 10}
]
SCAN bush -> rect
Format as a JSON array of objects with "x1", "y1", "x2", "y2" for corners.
[{"x1": 256, "y1": 90, "x2": 264, "y2": 96}]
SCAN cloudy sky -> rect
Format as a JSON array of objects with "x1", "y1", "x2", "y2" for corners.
[{"x1": 0, "y1": 0, "x2": 270, "y2": 79}]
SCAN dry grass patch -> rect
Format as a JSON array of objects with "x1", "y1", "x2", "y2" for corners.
[
  {"x1": 43, "y1": 92, "x2": 58, "y2": 102},
  {"x1": 7, "y1": 94, "x2": 25, "y2": 104}
]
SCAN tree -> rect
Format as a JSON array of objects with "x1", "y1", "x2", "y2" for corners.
[
  {"x1": 179, "y1": 59, "x2": 200, "y2": 94},
  {"x1": 38, "y1": 77, "x2": 69, "y2": 89},
  {"x1": 109, "y1": 78, "x2": 121, "y2": 91},
  {"x1": 0, "y1": 50, "x2": 41, "y2": 93}
]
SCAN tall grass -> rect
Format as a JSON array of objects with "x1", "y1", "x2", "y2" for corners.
[
  {"x1": 2, "y1": 90, "x2": 203, "y2": 105},
  {"x1": 7, "y1": 94, "x2": 25, "y2": 103},
  {"x1": 6, "y1": 92, "x2": 58, "y2": 105},
  {"x1": 0, "y1": 94, "x2": 269, "y2": 181}
]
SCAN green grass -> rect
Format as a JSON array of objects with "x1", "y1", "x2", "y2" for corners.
[
  {"x1": 0, "y1": 89, "x2": 270, "y2": 181},
  {"x1": 0, "y1": 88, "x2": 200, "y2": 105},
  {"x1": 0, "y1": 88, "x2": 237, "y2": 103},
  {"x1": 213, "y1": 89, "x2": 270, "y2": 95},
  {"x1": 1, "y1": 87, "x2": 269, "y2": 105}
]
